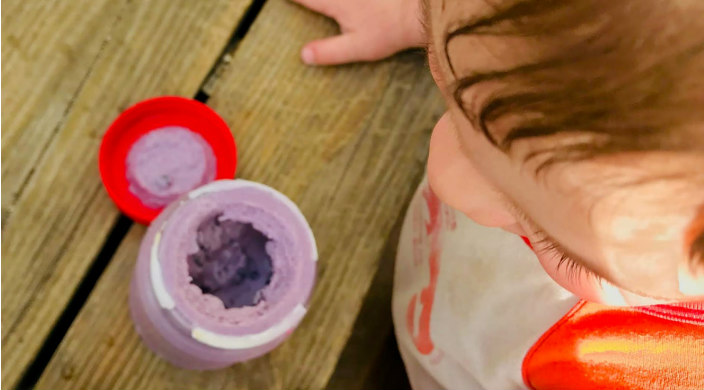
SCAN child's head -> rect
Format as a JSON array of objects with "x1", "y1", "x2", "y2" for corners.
[{"x1": 423, "y1": 0, "x2": 704, "y2": 305}]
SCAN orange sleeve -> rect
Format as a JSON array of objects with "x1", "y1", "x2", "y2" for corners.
[{"x1": 522, "y1": 301, "x2": 704, "y2": 390}]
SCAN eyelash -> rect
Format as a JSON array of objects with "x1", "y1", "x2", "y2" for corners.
[
  {"x1": 531, "y1": 232, "x2": 602, "y2": 283},
  {"x1": 505, "y1": 202, "x2": 602, "y2": 283}
]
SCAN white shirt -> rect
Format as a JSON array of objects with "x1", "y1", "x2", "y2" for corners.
[{"x1": 392, "y1": 176, "x2": 579, "y2": 390}]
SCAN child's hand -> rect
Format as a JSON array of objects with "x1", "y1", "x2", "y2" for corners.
[{"x1": 293, "y1": 0, "x2": 425, "y2": 66}]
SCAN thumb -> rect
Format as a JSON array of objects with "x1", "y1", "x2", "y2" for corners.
[{"x1": 301, "y1": 33, "x2": 380, "y2": 66}]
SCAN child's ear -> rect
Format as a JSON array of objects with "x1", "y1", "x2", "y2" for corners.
[{"x1": 427, "y1": 112, "x2": 517, "y2": 229}]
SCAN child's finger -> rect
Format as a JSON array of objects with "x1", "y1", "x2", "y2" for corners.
[
  {"x1": 288, "y1": 0, "x2": 336, "y2": 19},
  {"x1": 301, "y1": 34, "x2": 372, "y2": 66}
]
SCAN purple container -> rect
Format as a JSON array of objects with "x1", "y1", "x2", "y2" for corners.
[{"x1": 129, "y1": 180, "x2": 317, "y2": 369}]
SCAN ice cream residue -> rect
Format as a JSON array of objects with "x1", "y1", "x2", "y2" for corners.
[
  {"x1": 187, "y1": 214, "x2": 274, "y2": 309},
  {"x1": 126, "y1": 126, "x2": 216, "y2": 208}
]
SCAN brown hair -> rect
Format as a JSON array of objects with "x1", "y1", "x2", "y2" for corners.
[
  {"x1": 441, "y1": 0, "x2": 704, "y2": 262},
  {"x1": 444, "y1": 0, "x2": 704, "y2": 167}
]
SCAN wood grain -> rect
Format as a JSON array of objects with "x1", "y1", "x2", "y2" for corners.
[
  {"x1": 324, "y1": 214, "x2": 411, "y2": 390},
  {"x1": 1, "y1": 0, "x2": 253, "y2": 387},
  {"x1": 35, "y1": 0, "x2": 444, "y2": 388},
  {"x1": 2, "y1": 0, "x2": 122, "y2": 220}
]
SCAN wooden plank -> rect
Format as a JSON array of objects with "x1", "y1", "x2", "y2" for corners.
[
  {"x1": 2, "y1": 0, "x2": 122, "y2": 221},
  {"x1": 35, "y1": 0, "x2": 444, "y2": 388},
  {"x1": 324, "y1": 215, "x2": 411, "y2": 390},
  {"x1": 1, "y1": 1, "x2": 254, "y2": 387}
]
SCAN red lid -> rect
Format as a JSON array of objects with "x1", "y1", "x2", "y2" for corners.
[{"x1": 99, "y1": 96, "x2": 237, "y2": 224}]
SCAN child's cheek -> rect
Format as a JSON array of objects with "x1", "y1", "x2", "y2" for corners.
[
  {"x1": 678, "y1": 264, "x2": 704, "y2": 297},
  {"x1": 427, "y1": 114, "x2": 516, "y2": 229}
]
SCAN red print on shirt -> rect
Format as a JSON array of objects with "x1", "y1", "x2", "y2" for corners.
[{"x1": 406, "y1": 185, "x2": 443, "y2": 355}]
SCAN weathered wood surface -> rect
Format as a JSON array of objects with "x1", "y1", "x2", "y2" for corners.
[
  {"x1": 324, "y1": 216, "x2": 412, "y2": 390},
  {"x1": 1, "y1": 0, "x2": 254, "y2": 387},
  {"x1": 33, "y1": 0, "x2": 444, "y2": 388}
]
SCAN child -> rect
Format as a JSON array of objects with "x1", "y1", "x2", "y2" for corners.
[{"x1": 292, "y1": 0, "x2": 704, "y2": 388}]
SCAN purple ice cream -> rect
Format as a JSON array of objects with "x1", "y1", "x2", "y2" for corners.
[
  {"x1": 129, "y1": 180, "x2": 317, "y2": 369},
  {"x1": 187, "y1": 216, "x2": 274, "y2": 309},
  {"x1": 126, "y1": 126, "x2": 216, "y2": 208}
]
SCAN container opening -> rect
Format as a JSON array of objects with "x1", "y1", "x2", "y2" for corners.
[{"x1": 187, "y1": 214, "x2": 273, "y2": 309}]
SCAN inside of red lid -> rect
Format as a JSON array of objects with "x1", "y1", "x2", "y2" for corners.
[{"x1": 100, "y1": 97, "x2": 236, "y2": 224}]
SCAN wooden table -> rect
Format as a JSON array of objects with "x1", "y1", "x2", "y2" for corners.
[{"x1": 2, "y1": 0, "x2": 444, "y2": 388}]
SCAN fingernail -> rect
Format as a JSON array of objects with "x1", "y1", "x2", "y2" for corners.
[{"x1": 301, "y1": 47, "x2": 315, "y2": 65}]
